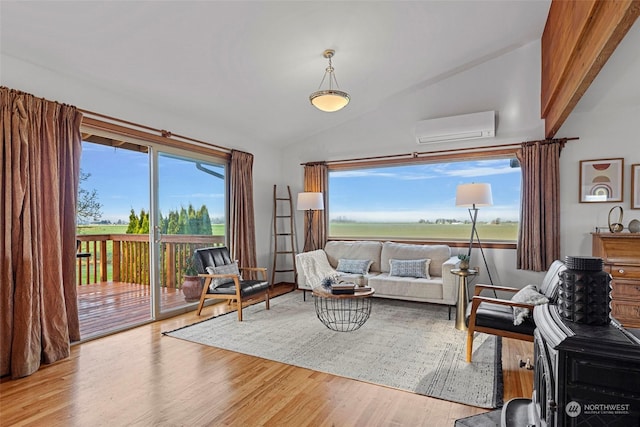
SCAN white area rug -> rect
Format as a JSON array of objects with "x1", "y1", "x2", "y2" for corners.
[{"x1": 165, "y1": 291, "x2": 502, "y2": 408}]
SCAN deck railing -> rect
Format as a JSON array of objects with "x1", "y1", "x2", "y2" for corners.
[{"x1": 76, "y1": 234, "x2": 224, "y2": 288}]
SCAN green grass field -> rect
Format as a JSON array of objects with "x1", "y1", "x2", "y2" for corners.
[
  {"x1": 77, "y1": 223, "x2": 515, "y2": 241},
  {"x1": 77, "y1": 224, "x2": 128, "y2": 235},
  {"x1": 76, "y1": 224, "x2": 225, "y2": 235},
  {"x1": 329, "y1": 222, "x2": 518, "y2": 241}
]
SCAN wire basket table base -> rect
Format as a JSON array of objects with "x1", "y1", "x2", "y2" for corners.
[{"x1": 313, "y1": 290, "x2": 374, "y2": 332}]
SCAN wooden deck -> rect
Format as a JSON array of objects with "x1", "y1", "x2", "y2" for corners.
[
  {"x1": 77, "y1": 282, "x2": 296, "y2": 340},
  {"x1": 77, "y1": 282, "x2": 186, "y2": 339}
]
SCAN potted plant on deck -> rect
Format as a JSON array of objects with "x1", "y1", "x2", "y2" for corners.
[{"x1": 181, "y1": 255, "x2": 202, "y2": 303}]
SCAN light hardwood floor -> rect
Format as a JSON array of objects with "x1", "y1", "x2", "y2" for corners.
[{"x1": 0, "y1": 288, "x2": 533, "y2": 427}]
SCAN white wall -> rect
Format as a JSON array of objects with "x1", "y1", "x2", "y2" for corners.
[
  {"x1": 555, "y1": 19, "x2": 640, "y2": 258},
  {"x1": 557, "y1": 107, "x2": 640, "y2": 258},
  {"x1": 281, "y1": 40, "x2": 548, "y2": 287},
  {"x1": 1, "y1": 54, "x2": 284, "y2": 270}
]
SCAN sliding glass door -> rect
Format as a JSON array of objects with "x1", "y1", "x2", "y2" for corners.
[
  {"x1": 153, "y1": 150, "x2": 227, "y2": 314},
  {"x1": 78, "y1": 128, "x2": 228, "y2": 337},
  {"x1": 77, "y1": 139, "x2": 152, "y2": 338}
]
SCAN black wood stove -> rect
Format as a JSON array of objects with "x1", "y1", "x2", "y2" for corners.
[{"x1": 501, "y1": 303, "x2": 640, "y2": 426}]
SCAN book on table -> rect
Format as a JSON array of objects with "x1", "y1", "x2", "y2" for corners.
[{"x1": 331, "y1": 283, "x2": 356, "y2": 295}]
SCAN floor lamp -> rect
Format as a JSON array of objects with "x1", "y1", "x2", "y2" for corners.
[
  {"x1": 455, "y1": 183, "x2": 494, "y2": 286},
  {"x1": 297, "y1": 192, "x2": 324, "y2": 252}
]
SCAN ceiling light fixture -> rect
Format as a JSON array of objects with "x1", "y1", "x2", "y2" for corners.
[{"x1": 309, "y1": 49, "x2": 350, "y2": 112}]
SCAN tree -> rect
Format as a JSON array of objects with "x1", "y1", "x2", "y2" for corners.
[
  {"x1": 138, "y1": 209, "x2": 149, "y2": 234},
  {"x1": 77, "y1": 170, "x2": 103, "y2": 223},
  {"x1": 199, "y1": 205, "x2": 212, "y2": 234},
  {"x1": 127, "y1": 205, "x2": 212, "y2": 235},
  {"x1": 178, "y1": 207, "x2": 189, "y2": 234},
  {"x1": 126, "y1": 209, "x2": 139, "y2": 234}
]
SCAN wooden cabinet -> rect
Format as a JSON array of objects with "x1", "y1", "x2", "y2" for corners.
[{"x1": 592, "y1": 232, "x2": 640, "y2": 328}]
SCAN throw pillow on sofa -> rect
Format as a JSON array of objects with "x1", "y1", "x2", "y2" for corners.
[
  {"x1": 388, "y1": 258, "x2": 431, "y2": 279},
  {"x1": 511, "y1": 284, "x2": 549, "y2": 325},
  {"x1": 336, "y1": 258, "x2": 373, "y2": 275},
  {"x1": 206, "y1": 262, "x2": 242, "y2": 291}
]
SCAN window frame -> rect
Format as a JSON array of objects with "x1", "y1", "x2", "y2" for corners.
[{"x1": 326, "y1": 147, "x2": 520, "y2": 250}]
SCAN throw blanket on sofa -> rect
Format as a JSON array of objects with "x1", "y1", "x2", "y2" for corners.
[{"x1": 296, "y1": 250, "x2": 338, "y2": 289}]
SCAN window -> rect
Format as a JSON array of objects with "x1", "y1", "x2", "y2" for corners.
[{"x1": 328, "y1": 157, "x2": 521, "y2": 242}]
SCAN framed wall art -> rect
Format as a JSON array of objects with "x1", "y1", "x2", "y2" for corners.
[
  {"x1": 579, "y1": 158, "x2": 624, "y2": 203},
  {"x1": 632, "y1": 164, "x2": 640, "y2": 209}
]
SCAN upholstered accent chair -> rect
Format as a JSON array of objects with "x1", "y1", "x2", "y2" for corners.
[
  {"x1": 465, "y1": 260, "x2": 566, "y2": 362},
  {"x1": 193, "y1": 246, "x2": 269, "y2": 321}
]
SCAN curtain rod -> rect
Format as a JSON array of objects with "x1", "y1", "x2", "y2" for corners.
[
  {"x1": 79, "y1": 108, "x2": 232, "y2": 153},
  {"x1": 301, "y1": 137, "x2": 579, "y2": 165}
]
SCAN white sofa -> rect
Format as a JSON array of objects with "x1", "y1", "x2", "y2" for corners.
[{"x1": 296, "y1": 240, "x2": 460, "y2": 312}]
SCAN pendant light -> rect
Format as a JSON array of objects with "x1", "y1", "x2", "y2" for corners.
[{"x1": 309, "y1": 49, "x2": 350, "y2": 112}]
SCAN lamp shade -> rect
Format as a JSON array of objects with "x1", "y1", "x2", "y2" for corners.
[
  {"x1": 297, "y1": 192, "x2": 324, "y2": 211},
  {"x1": 309, "y1": 90, "x2": 350, "y2": 112},
  {"x1": 455, "y1": 183, "x2": 493, "y2": 207}
]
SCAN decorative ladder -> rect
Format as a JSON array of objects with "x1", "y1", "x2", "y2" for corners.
[{"x1": 271, "y1": 185, "x2": 297, "y2": 287}]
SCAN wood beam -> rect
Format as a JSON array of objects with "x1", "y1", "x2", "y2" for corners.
[{"x1": 541, "y1": 0, "x2": 640, "y2": 138}]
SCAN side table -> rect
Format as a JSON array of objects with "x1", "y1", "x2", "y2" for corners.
[
  {"x1": 312, "y1": 287, "x2": 375, "y2": 332},
  {"x1": 450, "y1": 268, "x2": 478, "y2": 331}
]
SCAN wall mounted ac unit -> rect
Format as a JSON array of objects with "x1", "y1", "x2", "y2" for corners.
[{"x1": 415, "y1": 111, "x2": 496, "y2": 144}]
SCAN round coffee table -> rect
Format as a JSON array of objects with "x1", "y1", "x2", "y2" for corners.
[{"x1": 312, "y1": 287, "x2": 375, "y2": 332}]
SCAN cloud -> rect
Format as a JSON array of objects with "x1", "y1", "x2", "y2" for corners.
[
  {"x1": 443, "y1": 165, "x2": 519, "y2": 178},
  {"x1": 330, "y1": 205, "x2": 519, "y2": 222},
  {"x1": 331, "y1": 160, "x2": 519, "y2": 181},
  {"x1": 331, "y1": 170, "x2": 398, "y2": 178}
]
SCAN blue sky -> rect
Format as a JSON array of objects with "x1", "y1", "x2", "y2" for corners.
[
  {"x1": 82, "y1": 142, "x2": 520, "y2": 224},
  {"x1": 80, "y1": 142, "x2": 226, "y2": 222},
  {"x1": 329, "y1": 159, "x2": 521, "y2": 223}
]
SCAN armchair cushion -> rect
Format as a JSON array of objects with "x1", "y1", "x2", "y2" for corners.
[
  {"x1": 207, "y1": 279, "x2": 269, "y2": 297},
  {"x1": 470, "y1": 302, "x2": 537, "y2": 336},
  {"x1": 205, "y1": 262, "x2": 242, "y2": 290},
  {"x1": 511, "y1": 284, "x2": 548, "y2": 325}
]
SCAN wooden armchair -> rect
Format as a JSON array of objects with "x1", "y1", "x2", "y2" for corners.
[
  {"x1": 193, "y1": 247, "x2": 269, "y2": 321},
  {"x1": 465, "y1": 260, "x2": 566, "y2": 362}
]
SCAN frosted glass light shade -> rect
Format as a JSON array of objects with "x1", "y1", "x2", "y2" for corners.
[
  {"x1": 455, "y1": 183, "x2": 493, "y2": 207},
  {"x1": 309, "y1": 90, "x2": 350, "y2": 112},
  {"x1": 297, "y1": 192, "x2": 324, "y2": 211}
]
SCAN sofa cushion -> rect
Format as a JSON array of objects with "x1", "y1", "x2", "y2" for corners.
[
  {"x1": 368, "y1": 273, "x2": 443, "y2": 300},
  {"x1": 336, "y1": 272, "x2": 374, "y2": 286},
  {"x1": 324, "y1": 241, "x2": 383, "y2": 272},
  {"x1": 381, "y1": 242, "x2": 451, "y2": 277},
  {"x1": 336, "y1": 258, "x2": 374, "y2": 275},
  {"x1": 388, "y1": 258, "x2": 431, "y2": 279}
]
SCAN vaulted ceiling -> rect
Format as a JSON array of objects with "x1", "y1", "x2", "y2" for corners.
[{"x1": 1, "y1": 1, "x2": 552, "y2": 147}]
